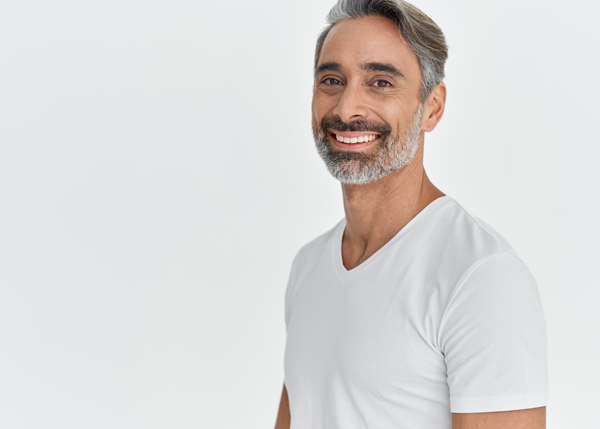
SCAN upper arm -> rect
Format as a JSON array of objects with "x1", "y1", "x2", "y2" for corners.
[
  {"x1": 440, "y1": 252, "x2": 549, "y2": 413},
  {"x1": 274, "y1": 382, "x2": 291, "y2": 429},
  {"x1": 452, "y1": 406, "x2": 546, "y2": 429}
]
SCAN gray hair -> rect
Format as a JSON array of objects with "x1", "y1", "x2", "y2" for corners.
[{"x1": 314, "y1": 0, "x2": 448, "y2": 102}]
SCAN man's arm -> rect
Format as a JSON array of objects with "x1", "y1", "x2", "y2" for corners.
[
  {"x1": 274, "y1": 382, "x2": 291, "y2": 429},
  {"x1": 452, "y1": 407, "x2": 546, "y2": 429}
]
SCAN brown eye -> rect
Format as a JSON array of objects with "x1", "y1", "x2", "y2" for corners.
[
  {"x1": 322, "y1": 78, "x2": 342, "y2": 86},
  {"x1": 373, "y1": 80, "x2": 392, "y2": 87}
]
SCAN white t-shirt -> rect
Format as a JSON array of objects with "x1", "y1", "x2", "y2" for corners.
[{"x1": 283, "y1": 196, "x2": 548, "y2": 428}]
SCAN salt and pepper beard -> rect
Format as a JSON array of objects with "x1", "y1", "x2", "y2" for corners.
[{"x1": 313, "y1": 104, "x2": 424, "y2": 185}]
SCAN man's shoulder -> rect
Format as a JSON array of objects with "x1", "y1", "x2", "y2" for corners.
[
  {"x1": 430, "y1": 197, "x2": 517, "y2": 256},
  {"x1": 284, "y1": 221, "x2": 342, "y2": 304},
  {"x1": 407, "y1": 197, "x2": 532, "y2": 287},
  {"x1": 292, "y1": 219, "x2": 343, "y2": 268}
]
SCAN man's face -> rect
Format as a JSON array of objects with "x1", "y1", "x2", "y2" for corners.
[{"x1": 312, "y1": 15, "x2": 425, "y2": 185}]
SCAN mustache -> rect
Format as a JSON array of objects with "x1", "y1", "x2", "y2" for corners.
[{"x1": 319, "y1": 116, "x2": 392, "y2": 135}]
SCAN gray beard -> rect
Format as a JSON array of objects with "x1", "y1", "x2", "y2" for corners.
[{"x1": 314, "y1": 105, "x2": 423, "y2": 185}]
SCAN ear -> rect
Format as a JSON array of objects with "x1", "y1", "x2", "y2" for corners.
[{"x1": 421, "y1": 82, "x2": 446, "y2": 133}]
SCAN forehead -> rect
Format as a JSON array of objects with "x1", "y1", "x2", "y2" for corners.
[{"x1": 318, "y1": 15, "x2": 420, "y2": 76}]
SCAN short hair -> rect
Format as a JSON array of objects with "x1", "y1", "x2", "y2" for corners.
[{"x1": 314, "y1": 0, "x2": 448, "y2": 102}]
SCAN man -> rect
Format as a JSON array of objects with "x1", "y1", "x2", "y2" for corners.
[{"x1": 274, "y1": 0, "x2": 548, "y2": 428}]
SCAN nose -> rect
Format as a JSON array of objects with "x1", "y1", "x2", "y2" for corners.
[{"x1": 332, "y1": 82, "x2": 368, "y2": 123}]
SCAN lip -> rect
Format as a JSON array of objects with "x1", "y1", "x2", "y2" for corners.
[{"x1": 328, "y1": 131, "x2": 381, "y2": 150}]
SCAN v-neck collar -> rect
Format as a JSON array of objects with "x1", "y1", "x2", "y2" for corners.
[{"x1": 332, "y1": 195, "x2": 454, "y2": 282}]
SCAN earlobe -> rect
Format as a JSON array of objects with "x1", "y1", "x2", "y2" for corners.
[{"x1": 421, "y1": 82, "x2": 446, "y2": 133}]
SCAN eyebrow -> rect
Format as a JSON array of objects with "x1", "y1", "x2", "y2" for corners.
[
  {"x1": 361, "y1": 62, "x2": 405, "y2": 78},
  {"x1": 313, "y1": 61, "x2": 405, "y2": 79},
  {"x1": 314, "y1": 62, "x2": 340, "y2": 79}
]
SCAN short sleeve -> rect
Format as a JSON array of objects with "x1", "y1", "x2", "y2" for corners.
[
  {"x1": 439, "y1": 251, "x2": 549, "y2": 413},
  {"x1": 284, "y1": 252, "x2": 300, "y2": 334}
]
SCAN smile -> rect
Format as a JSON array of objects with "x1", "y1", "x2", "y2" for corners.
[{"x1": 328, "y1": 131, "x2": 382, "y2": 144}]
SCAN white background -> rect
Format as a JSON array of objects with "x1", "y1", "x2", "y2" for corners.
[{"x1": 0, "y1": 0, "x2": 598, "y2": 427}]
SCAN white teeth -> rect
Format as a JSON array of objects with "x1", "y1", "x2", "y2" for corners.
[{"x1": 335, "y1": 134, "x2": 379, "y2": 144}]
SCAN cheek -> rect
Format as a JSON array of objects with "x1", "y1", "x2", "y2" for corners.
[
  {"x1": 311, "y1": 103, "x2": 324, "y2": 131},
  {"x1": 311, "y1": 106, "x2": 319, "y2": 131},
  {"x1": 312, "y1": 91, "x2": 337, "y2": 121},
  {"x1": 311, "y1": 96, "x2": 319, "y2": 122},
  {"x1": 311, "y1": 94, "x2": 322, "y2": 116},
  {"x1": 386, "y1": 103, "x2": 419, "y2": 134}
]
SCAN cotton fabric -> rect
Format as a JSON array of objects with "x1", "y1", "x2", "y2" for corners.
[{"x1": 283, "y1": 196, "x2": 548, "y2": 428}]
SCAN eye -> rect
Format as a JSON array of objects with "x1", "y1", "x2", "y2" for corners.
[
  {"x1": 372, "y1": 79, "x2": 392, "y2": 88},
  {"x1": 322, "y1": 77, "x2": 343, "y2": 86}
]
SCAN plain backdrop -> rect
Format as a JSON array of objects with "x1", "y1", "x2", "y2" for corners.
[{"x1": 0, "y1": 0, "x2": 598, "y2": 427}]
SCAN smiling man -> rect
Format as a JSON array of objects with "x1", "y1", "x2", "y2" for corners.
[{"x1": 274, "y1": 1, "x2": 548, "y2": 428}]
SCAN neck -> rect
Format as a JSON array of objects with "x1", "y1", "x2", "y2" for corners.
[{"x1": 340, "y1": 144, "x2": 444, "y2": 269}]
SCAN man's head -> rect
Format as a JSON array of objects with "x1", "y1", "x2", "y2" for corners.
[{"x1": 311, "y1": 0, "x2": 448, "y2": 185}]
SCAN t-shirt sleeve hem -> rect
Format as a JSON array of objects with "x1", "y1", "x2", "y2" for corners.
[{"x1": 450, "y1": 391, "x2": 548, "y2": 413}]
